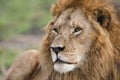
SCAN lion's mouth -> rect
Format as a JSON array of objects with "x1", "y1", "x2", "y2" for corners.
[{"x1": 55, "y1": 58, "x2": 75, "y2": 64}]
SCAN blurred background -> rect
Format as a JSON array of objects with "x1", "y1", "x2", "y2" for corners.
[{"x1": 0, "y1": 0, "x2": 55, "y2": 79}]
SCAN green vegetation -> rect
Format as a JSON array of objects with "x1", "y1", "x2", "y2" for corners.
[{"x1": 0, "y1": 0, "x2": 55, "y2": 40}]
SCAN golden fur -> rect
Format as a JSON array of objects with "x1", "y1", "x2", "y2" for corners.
[{"x1": 3, "y1": 0, "x2": 120, "y2": 80}]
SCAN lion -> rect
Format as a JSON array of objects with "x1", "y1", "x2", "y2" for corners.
[{"x1": 3, "y1": 0, "x2": 120, "y2": 80}]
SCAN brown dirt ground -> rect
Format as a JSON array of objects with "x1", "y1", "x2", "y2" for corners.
[{"x1": 0, "y1": 32, "x2": 45, "y2": 52}]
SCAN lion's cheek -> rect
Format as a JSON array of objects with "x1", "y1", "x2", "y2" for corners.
[{"x1": 58, "y1": 53, "x2": 82, "y2": 63}]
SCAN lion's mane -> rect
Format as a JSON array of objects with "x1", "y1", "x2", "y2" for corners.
[{"x1": 39, "y1": 0, "x2": 120, "y2": 80}]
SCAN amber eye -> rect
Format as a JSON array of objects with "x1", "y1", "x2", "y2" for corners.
[
  {"x1": 73, "y1": 27, "x2": 82, "y2": 33},
  {"x1": 53, "y1": 28, "x2": 58, "y2": 33}
]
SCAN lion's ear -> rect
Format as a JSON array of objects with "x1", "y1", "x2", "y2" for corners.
[{"x1": 94, "y1": 8, "x2": 111, "y2": 28}]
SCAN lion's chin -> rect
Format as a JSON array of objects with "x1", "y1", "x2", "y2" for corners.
[{"x1": 54, "y1": 63, "x2": 76, "y2": 73}]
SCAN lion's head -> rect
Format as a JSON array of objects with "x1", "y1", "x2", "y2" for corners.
[
  {"x1": 50, "y1": 8, "x2": 97, "y2": 73},
  {"x1": 40, "y1": 0, "x2": 120, "y2": 79}
]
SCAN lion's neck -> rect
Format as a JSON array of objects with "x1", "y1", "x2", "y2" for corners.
[
  {"x1": 48, "y1": 68, "x2": 108, "y2": 80},
  {"x1": 49, "y1": 69, "x2": 86, "y2": 80}
]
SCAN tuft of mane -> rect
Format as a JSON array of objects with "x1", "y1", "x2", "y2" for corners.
[{"x1": 52, "y1": 0, "x2": 112, "y2": 15}]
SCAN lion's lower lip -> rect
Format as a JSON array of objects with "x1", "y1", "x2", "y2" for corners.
[{"x1": 55, "y1": 58, "x2": 74, "y2": 64}]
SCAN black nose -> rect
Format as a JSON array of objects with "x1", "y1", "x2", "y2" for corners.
[{"x1": 51, "y1": 46, "x2": 65, "y2": 54}]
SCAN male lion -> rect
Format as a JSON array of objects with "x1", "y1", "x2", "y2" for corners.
[{"x1": 3, "y1": 0, "x2": 120, "y2": 80}]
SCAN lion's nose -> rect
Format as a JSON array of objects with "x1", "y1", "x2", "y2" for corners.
[{"x1": 51, "y1": 46, "x2": 65, "y2": 54}]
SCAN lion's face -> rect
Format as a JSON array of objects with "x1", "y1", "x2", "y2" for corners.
[{"x1": 50, "y1": 8, "x2": 96, "y2": 73}]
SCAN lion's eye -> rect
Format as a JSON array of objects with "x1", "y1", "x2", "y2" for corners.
[
  {"x1": 73, "y1": 27, "x2": 82, "y2": 33},
  {"x1": 52, "y1": 28, "x2": 58, "y2": 34}
]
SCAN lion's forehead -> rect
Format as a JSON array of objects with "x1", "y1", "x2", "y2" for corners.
[{"x1": 54, "y1": 8, "x2": 89, "y2": 28}]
